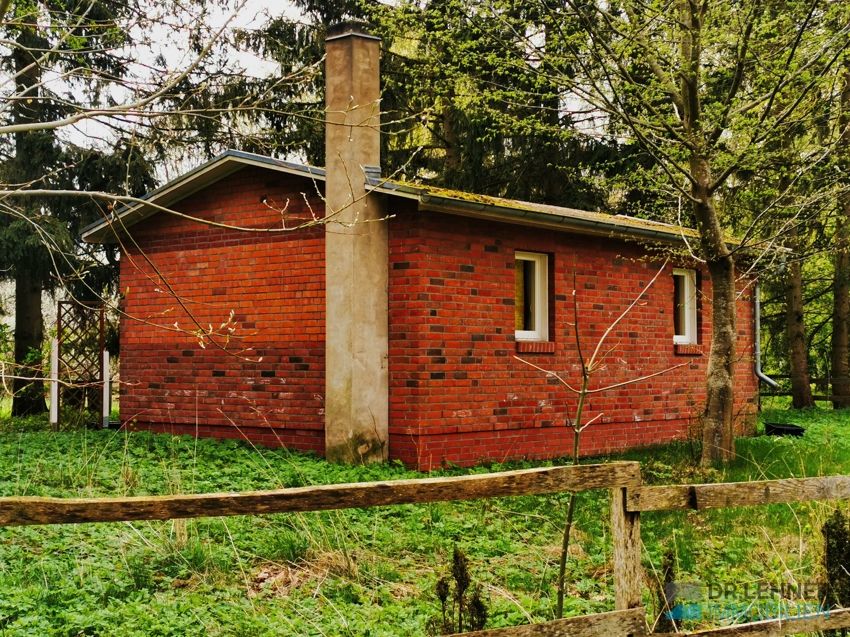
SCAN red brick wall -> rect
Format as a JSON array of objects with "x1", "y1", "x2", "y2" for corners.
[
  {"x1": 387, "y1": 210, "x2": 758, "y2": 470},
  {"x1": 119, "y1": 167, "x2": 326, "y2": 452},
  {"x1": 119, "y1": 168, "x2": 758, "y2": 469}
]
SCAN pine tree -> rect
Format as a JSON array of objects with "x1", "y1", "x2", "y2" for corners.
[{"x1": 0, "y1": 1, "x2": 158, "y2": 414}]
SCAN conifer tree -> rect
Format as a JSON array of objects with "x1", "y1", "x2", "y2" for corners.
[{"x1": 0, "y1": 0, "x2": 213, "y2": 414}]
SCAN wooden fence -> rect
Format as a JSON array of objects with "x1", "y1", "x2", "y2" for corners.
[
  {"x1": 2, "y1": 461, "x2": 850, "y2": 636},
  {"x1": 760, "y1": 373, "x2": 848, "y2": 402}
]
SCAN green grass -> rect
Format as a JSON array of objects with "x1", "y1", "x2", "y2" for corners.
[{"x1": 0, "y1": 408, "x2": 847, "y2": 635}]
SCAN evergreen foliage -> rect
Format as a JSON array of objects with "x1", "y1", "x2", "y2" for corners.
[{"x1": 822, "y1": 508, "x2": 850, "y2": 636}]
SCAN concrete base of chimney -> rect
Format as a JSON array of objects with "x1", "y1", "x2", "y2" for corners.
[
  {"x1": 324, "y1": 201, "x2": 388, "y2": 464},
  {"x1": 323, "y1": 23, "x2": 388, "y2": 464}
]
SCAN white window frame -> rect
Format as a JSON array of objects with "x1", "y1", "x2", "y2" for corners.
[
  {"x1": 515, "y1": 251, "x2": 549, "y2": 342},
  {"x1": 673, "y1": 268, "x2": 698, "y2": 345}
]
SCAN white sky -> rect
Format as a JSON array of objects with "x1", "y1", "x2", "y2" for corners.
[{"x1": 62, "y1": 1, "x2": 306, "y2": 167}]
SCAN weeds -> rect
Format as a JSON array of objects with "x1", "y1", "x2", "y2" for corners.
[
  {"x1": 0, "y1": 409, "x2": 848, "y2": 634},
  {"x1": 822, "y1": 507, "x2": 850, "y2": 627},
  {"x1": 652, "y1": 548, "x2": 677, "y2": 633},
  {"x1": 429, "y1": 546, "x2": 488, "y2": 635}
]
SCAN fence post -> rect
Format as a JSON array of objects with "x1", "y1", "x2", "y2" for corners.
[
  {"x1": 611, "y1": 484, "x2": 642, "y2": 610},
  {"x1": 49, "y1": 338, "x2": 59, "y2": 429},
  {"x1": 101, "y1": 350, "x2": 110, "y2": 429}
]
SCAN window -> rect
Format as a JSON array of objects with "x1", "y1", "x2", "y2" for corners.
[
  {"x1": 515, "y1": 251, "x2": 548, "y2": 341},
  {"x1": 673, "y1": 268, "x2": 697, "y2": 344}
]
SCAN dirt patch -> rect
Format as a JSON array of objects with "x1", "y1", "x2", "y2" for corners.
[{"x1": 249, "y1": 551, "x2": 356, "y2": 597}]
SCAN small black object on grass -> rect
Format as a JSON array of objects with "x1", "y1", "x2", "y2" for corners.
[{"x1": 764, "y1": 422, "x2": 805, "y2": 437}]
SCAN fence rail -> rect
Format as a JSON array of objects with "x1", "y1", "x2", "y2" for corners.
[
  {"x1": 455, "y1": 608, "x2": 644, "y2": 636},
  {"x1": 762, "y1": 391, "x2": 847, "y2": 402},
  {"x1": 758, "y1": 373, "x2": 848, "y2": 401},
  {"x1": 627, "y1": 475, "x2": 850, "y2": 512},
  {"x1": 4, "y1": 457, "x2": 850, "y2": 635},
  {"x1": 450, "y1": 605, "x2": 850, "y2": 636},
  {"x1": 0, "y1": 462, "x2": 640, "y2": 527},
  {"x1": 653, "y1": 607, "x2": 850, "y2": 637}
]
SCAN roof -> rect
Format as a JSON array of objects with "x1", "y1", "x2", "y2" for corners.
[
  {"x1": 82, "y1": 149, "x2": 703, "y2": 247},
  {"x1": 367, "y1": 178, "x2": 704, "y2": 246},
  {"x1": 81, "y1": 150, "x2": 325, "y2": 243}
]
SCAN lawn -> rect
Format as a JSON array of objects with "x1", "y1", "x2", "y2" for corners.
[{"x1": 0, "y1": 407, "x2": 847, "y2": 635}]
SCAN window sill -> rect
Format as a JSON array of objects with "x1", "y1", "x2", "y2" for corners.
[
  {"x1": 674, "y1": 343, "x2": 703, "y2": 356},
  {"x1": 516, "y1": 341, "x2": 556, "y2": 354}
]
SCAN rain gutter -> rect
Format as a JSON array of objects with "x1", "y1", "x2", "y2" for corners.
[{"x1": 416, "y1": 193, "x2": 692, "y2": 245}]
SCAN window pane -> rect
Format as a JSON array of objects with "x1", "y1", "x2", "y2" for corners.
[
  {"x1": 523, "y1": 260, "x2": 535, "y2": 331},
  {"x1": 515, "y1": 259, "x2": 536, "y2": 331},
  {"x1": 515, "y1": 252, "x2": 549, "y2": 342},
  {"x1": 515, "y1": 262, "x2": 525, "y2": 331},
  {"x1": 673, "y1": 274, "x2": 685, "y2": 336}
]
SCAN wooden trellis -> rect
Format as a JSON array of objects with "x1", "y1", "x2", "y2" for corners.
[{"x1": 50, "y1": 300, "x2": 108, "y2": 427}]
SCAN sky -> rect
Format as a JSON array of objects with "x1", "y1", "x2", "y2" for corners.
[{"x1": 63, "y1": 0, "x2": 305, "y2": 171}]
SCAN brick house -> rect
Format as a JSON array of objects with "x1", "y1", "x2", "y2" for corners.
[{"x1": 82, "y1": 24, "x2": 759, "y2": 470}]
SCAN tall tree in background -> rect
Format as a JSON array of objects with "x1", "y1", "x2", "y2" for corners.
[
  {"x1": 181, "y1": 1, "x2": 614, "y2": 210},
  {"x1": 0, "y1": 0, "x2": 235, "y2": 414},
  {"x1": 0, "y1": 0, "x2": 140, "y2": 415},
  {"x1": 832, "y1": 57, "x2": 850, "y2": 408},
  {"x1": 785, "y1": 224, "x2": 815, "y2": 409},
  {"x1": 725, "y1": 8, "x2": 849, "y2": 410},
  {"x1": 375, "y1": 1, "x2": 615, "y2": 208},
  {"x1": 149, "y1": 0, "x2": 362, "y2": 165},
  {"x1": 465, "y1": 0, "x2": 849, "y2": 462}
]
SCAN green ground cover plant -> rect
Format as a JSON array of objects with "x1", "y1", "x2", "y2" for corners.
[{"x1": 0, "y1": 407, "x2": 847, "y2": 635}]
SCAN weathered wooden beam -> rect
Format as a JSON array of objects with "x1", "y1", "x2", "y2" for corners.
[
  {"x1": 611, "y1": 487, "x2": 643, "y2": 610},
  {"x1": 627, "y1": 485, "x2": 693, "y2": 512},
  {"x1": 453, "y1": 607, "x2": 646, "y2": 636},
  {"x1": 627, "y1": 476, "x2": 850, "y2": 512},
  {"x1": 697, "y1": 476, "x2": 850, "y2": 509},
  {"x1": 760, "y1": 392, "x2": 846, "y2": 401},
  {"x1": 0, "y1": 462, "x2": 641, "y2": 527},
  {"x1": 654, "y1": 606, "x2": 850, "y2": 636}
]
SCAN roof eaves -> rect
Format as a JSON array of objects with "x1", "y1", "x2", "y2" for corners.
[
  {"x1": 418, "y1": 193, "x2": 695, "y2": 245},
  {"x1": 367, "y1": 178, "x2": 700, "y2": 246}
]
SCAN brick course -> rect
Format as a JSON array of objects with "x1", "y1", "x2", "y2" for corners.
[
  {"x1": 120, "y1": 168, "x2": 326, "y2": 452},
  {"x1": 386, "y1": 206, "x2": 758, "y2": 470},
  {"x1": 119, "y1": 167, "x2": 758, "y2": 469}
]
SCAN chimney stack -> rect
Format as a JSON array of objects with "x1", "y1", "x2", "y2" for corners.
[{"x1": 324, "y1": 22, "x2": 388, "y2": 464}]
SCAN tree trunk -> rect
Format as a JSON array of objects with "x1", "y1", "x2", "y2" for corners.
[
  {"x1": 772, "y1": 120, "x2": 814, "y2": 410},
  {"x1": 441, "y1": 100, "x2": 460, "y2": 180},
  {"x1": 11, "y1": 272, "x2": 46, "y2": 416},
  {"x1": 832, "y1": 64, "x2": 850, "y2": 409},
  {"x1": 688, "y1": 156, "x2": 736, "y2": 465},
  {"x1": 540, "y1": 22, "x2": 564, "y2": 204},
  {"x1": 701, "y1": 255, "x2": 737, "y2": 465},
  {"x1": 786, "y1": 253, "x2": 814, "y2": 408},
  {"x1": 675, "y1": 0, "x2": 736, "y2": 464},
  {"x1": 833, "y1": 223, "x2": 850, "y2": 408},
  {"x1": 9, "y1": 28, "x2": 48, "y2": 417}
]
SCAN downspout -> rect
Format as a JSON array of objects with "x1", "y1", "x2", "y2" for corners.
[{"x1": 754, "y1": 283, "x2": 779, "y2": 389}]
